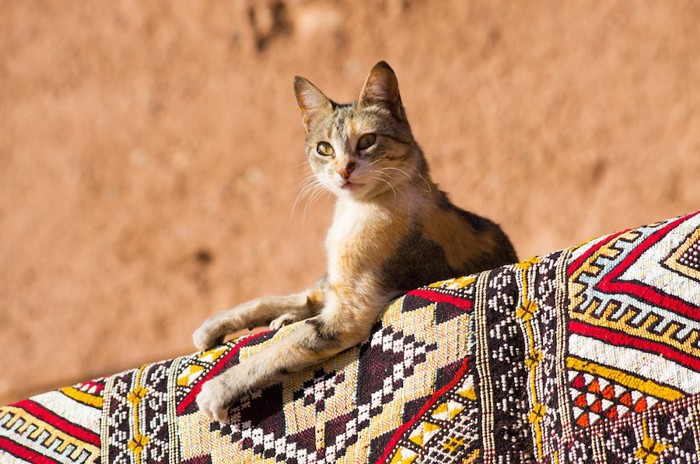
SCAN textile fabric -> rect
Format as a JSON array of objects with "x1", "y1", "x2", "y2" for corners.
[{"x1": 2, "y1": 211, "x2": 700, "y2": 463}]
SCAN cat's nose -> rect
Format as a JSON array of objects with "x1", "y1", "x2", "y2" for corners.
[{"x1": 337, "y1": 162, "x2": 356, "y2": 180}]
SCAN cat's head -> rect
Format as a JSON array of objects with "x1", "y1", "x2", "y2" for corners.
[{"x1": 294, "y1": 61, "x2": 424, "y2": 201}]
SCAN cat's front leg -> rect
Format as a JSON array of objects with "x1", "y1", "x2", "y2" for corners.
[
  {"x1": 193, "y1": 286, "x2": 325, "y2": 351},
  {"x1": 196, "y1": 290, "x2": 381, "y2": 421},
  {"x1": 196, "y1": 319, "x2": 370, "y2": 421}
]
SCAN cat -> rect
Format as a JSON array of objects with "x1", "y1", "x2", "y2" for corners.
[{"x1": 193, "y1": 61, "x2": 518, "y2": 421}]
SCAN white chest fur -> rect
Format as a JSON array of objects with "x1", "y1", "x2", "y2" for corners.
[{"x1": 326, "y1": 200, "x2": 376, "y2": 254}]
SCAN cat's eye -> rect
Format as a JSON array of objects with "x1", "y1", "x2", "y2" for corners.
[
  {"x1": 316, "y1": 142, "x2": 334, "y2": 157},
  {"x1": 357, "y1": 133, "x2": 377, "y2": 151}
]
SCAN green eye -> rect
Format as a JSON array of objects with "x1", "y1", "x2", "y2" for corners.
[
  {"x1": 316, "y1": 142, "x2": 334, "y2": 156},
  {"x1": 357, "y1": 133, "x2": 377, "y2": 151}
]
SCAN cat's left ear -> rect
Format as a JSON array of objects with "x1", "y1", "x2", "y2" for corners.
[
  {"x1": 294, "y1": 76, "x2": 333, "y2": 132},
  {"x1": 358, "y1": 61, "x2": 405, "y2": 121}
]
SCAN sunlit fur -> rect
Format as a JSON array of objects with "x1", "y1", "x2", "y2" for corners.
[{"x1": 193, "y1": 61, "x2": 518, "y2": 421}]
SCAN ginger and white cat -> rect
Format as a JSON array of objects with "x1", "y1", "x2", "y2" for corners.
[{"x1": 193, "y1": 61, "x2": 518, "y2": 421}]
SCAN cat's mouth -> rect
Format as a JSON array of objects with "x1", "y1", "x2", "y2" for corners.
[
  {"x1": 338, "y1": 180, "x2": 371, "y2": 197},
  {"x1": 340, "y1": 180, "x2": 364, "y2": 191}
]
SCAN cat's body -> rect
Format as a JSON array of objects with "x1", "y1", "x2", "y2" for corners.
[{"x1": 193, "y1": 62, "x2": 517, "y2": 421}]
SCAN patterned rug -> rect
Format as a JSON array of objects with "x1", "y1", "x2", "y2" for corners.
[{"x1": 2, "y1": 211, "x2": 700, "y2": 463}]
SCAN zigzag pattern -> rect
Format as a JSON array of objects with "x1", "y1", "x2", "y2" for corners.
[
  {"x1": 571, "y1": 299, "x2": 700, "y2": 356},
  {"x1": 568, "y1": 229, "x2": 642, "y2": 311}
]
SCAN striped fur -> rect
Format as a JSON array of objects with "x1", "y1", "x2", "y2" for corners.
[{"x1": 193, "y1": 61, "x2": 517, "y2": 421}]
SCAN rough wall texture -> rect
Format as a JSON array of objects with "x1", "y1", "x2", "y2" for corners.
[{"x1": 1, "y1": 1, "x2": 699, "y2": 403}]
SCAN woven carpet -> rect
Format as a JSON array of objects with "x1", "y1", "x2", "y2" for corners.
[{"x1": 2, "y1": 211, "x2": 700, "y2": 463}]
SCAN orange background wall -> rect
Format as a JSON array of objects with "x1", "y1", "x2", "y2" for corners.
[{"x1": 2, "y1": 1, "x2": 699, "y2": 403}]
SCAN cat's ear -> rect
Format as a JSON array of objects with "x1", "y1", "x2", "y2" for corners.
[
  {"x1": 294, "y1": 76, "x2": 333, "y2": 132},
  {"x1": 358, "y1": 61, "x2": 405, "y2": 121}
]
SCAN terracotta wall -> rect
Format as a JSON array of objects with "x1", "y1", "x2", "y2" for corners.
[{"x1": 2, "y1": 1, "x2": 699, "y2": 403}]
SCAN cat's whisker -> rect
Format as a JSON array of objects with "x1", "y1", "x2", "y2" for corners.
[
  {"x1": 297, "y1": 179, "x2": 321, "y2": 201},
  {"x1": 396, "y1": 161, "x2": 433, "y2": 193},
  {"x1": 371, "y1": 162, "x2": 432, "y2": 194},
  {"x1": 374, "y1": 168, "x2": 407, "y2": 186},
  {"x1": 303, "y1": 187, "x2": 322, "y2": 207},
  {"x1": 293, "y1": 173, "x2": 319, "y2": 192},
  {"x1": 302, "y1": 184, "x2": 328, "y2": 222},
  {"x1": 372, "y1": 169, "x2": 397, "y2": 184},
  {"x1": 294, "y1": 186, "x2": 317, "y2": 223},
  {"x1": 302, "y1": 180, "x2": 326, "y2": 212},
  {"x1": 292, "y1": 177, "x2": 317, "y2": 206},
  {"x1": 379, "y1": 166, "x2": 413, "y2": 183},
  {"x1": 371, "y1": 175, "x2": 398, "y2": 199},
  {"x1": 291, "y1": 177, "x2": 323, "y2": 221},
  {"x1": 291, "y1": 174, "x2": 319, "y2": 205}
]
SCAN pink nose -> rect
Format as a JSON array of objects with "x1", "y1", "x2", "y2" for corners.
[{"x1": 337, "y1": 162, "x2": 356, "y2": 180}]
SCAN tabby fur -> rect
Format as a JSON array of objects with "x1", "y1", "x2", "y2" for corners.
[{"x1": 193, "y1": 61, "x2": 517, "y2": 421}]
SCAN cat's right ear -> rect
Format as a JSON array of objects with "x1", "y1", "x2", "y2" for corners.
[{"x1": 294, "y1": 77, "x2": 333, "y2": 132}]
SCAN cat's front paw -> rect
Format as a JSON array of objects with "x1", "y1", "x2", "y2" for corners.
[
  {"x1": 193, "y1": 321, "x2": 225, "y2": 351},
  {"x1": 269, "y1": 312, "x2": 302, "y2": 330},
  {"x1": 197, "y1": 377, "x2": 232, "y2": 422}
]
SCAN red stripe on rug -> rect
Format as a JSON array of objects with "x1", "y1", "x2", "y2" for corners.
[
  {"x1": 567, "y1": 230, "x2": 628, "y2": 276},
  {"x1": 177, "y1": 330, "x2": 271, "y2": 415},
  {"x1": 569, "y1": 319, "x2": 700, "y2": 370},
  {"x1": 0, "y1": 436, "x2": 63, "y2": 464},
  {"x1": 376, "y1": 357, "x2": 470, "y2": 464},
  {"x1": 13, "y1": 400, "x2": 100, "y2": 447},
  {"x1": 567, "y1": 210, "x2": 700, "y2": 277},
  {"x1": 407, "y1": 288, "x2": 473, "y2": 311},
  {"x1": 597, "y1": 212, "x2": 700, "y2": 319}
]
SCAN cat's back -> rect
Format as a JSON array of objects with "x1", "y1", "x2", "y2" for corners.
[{"x1": 381, "y1": 190, "x2": 518, "y2": 293}]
